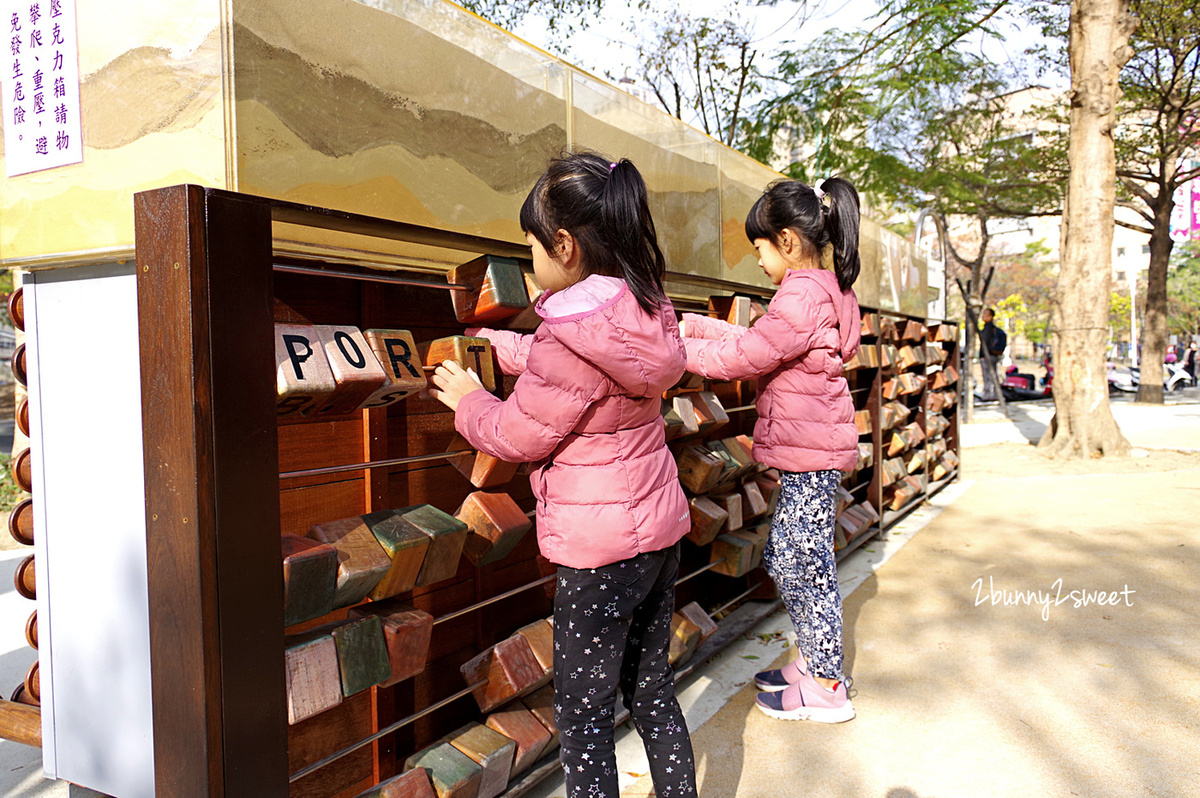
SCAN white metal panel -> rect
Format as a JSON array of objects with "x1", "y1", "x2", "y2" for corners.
[{"x1": 27, "y1": 262, "x2": 154, "y2": 798}]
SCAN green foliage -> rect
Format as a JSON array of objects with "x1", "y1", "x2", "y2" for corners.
[
  {"x1": 1110, "y1": 290, "x2": 1133, "y2": 337},
  {"x1": 0, "y1": 455, "x2": 25, "y2": 513}
]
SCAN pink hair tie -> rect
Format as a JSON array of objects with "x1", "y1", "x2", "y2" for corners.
[{"x1": 609, "y1": 162, "x2": 618, "y2": 172}]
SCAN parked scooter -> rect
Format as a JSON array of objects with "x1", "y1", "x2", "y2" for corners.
[{"x1": 1128, "y1": 361, "x2": 1196, "y2": 392}]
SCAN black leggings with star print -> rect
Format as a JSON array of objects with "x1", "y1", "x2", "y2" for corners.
[{"x1": 552, "y1": 543, "x2": 697, "y2": 798}]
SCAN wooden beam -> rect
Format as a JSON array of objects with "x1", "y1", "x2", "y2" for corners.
[{"x1": 0, "y1": 699, "x2": 41, "y2": 747}]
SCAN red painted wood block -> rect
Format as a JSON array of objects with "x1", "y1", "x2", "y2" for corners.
[
  {"x1": 284, "y1": 631, "x2": 342, "y2": 724},
  {"x1": 456, "y1": 491, "x2": 532, "y2": 566},
  {"x1": 360, "y1": 329, "x2": 428, "y2": 409},
  {"x1": 521, "y1": 685, "x2": 558, "y2": 752},
  {"x1": 485, "y1": 704, "x2": 551, "y2": 775},
  {"x1": 515, "y1": 618, "x2": 554, "y2": 685},
  {"x1": 711, "y1": 492, "x2": 743, "y2": 533},
  {"x1": 687, "y1": 496, "x2": 727, "y2": 546},
  {"x1": 274, "y1": 324, "x2": 337, "y2": 417},
  {"x1": 709, "y1": 533, "x2": 755, "y2": 577},
  {"x1": 449, "y1": 255, "x2": 529, "y2": 324},
  {"x1": 420, "y1": 336, "x2": 496, "y2": 392},
  {"x1": 507, "y1": 271, "x2": 546, "y2": 329},
  {"x1": 308, "y1": 326, "x2": 388, "y2": 415},
  {"x1": 348, "y1": 600, "x2": 434, "y2": 687},
  {"x1": 281, "y1": 534, "x2": 338, "y2": 627},
  {"x1": 404, "y1": 742, "x2": 483, "y2": 798},
  {"x1": 694, "y1": 391, "x2": 730, "y2": 435},
  {"x1": 741, "y1": 480, "x2": 768, "y2": 520},
  {"x1": 399, "y1": 504, "x2": 470, "y2": 587},
  {"x1": 675, "y1": 444, "x2": 724, "y2": 494},
  {"x1": 444, "y1": 722, "x2": 517, "y2": 798},
  {"x1": 461, "y1": 635, "x2": 545, "y2": 712},
  {"x1": 670, "y1": 395, "x2": 701, "y2": 438},
  {"x1": 668, "y1": 612, "x2": 702, "y2": 666},
  {"x1": 307, "y1": 517, "x2": 391, "y2": 608},
  {"x1": 361, "y1": 510, "x2": 432, "y2": 600},
  {"x1": 677, "y1": 601, "x2": 718, "y2": 643},
  {"x1": 353, "y1": 769, "x2": 438, "y2": 798}
]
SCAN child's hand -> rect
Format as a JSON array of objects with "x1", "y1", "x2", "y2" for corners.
[
  {"x1": 679, "y1": 317, "x2": 690, "y2": 337},
  {"x1": 428, "y1": 360, "x2": 485, "y2": 411}
]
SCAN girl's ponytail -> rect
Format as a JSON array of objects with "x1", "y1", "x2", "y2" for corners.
[
  {"x1": 601, "y1": 159, "x2": 667, "y2": 314},
  {"x1": 819, "y1": 177, "x2": 861, "y2": 292}
]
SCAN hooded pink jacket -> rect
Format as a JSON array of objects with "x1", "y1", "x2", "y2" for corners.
[
  {"x1": 681, "y1": 268, "x2": 861, "y2": 473},
  {"x1": 457, "y1": 274, "x2": 690, "y2": 569}
]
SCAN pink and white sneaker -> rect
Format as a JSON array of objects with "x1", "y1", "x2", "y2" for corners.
[
  {"x1": 753, "y1": 658, "x2": 808, "y2": 692},
  {"x1": 755, "y1": 672, "x2": 855, "y2": 723}
]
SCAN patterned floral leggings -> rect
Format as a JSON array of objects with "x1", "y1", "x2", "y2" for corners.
[
  {"x1": 553, "y1": 543, "x2": 697, "y2": 798},
  {"x1": 762, "y1": 469, "x2": 846, "y2": 681}
]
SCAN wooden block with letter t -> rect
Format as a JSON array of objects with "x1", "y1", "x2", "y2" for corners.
[
  {"x1": 687, "y1": 495, "x2": 728, "y2": 546},
  {"x1": 456, "y1": 491, "x2": 533, "y2": 566},
  {"x1": 461, "y1": 634, "x2": 545, "y2": 712},
  {"x1": 485, "y1": 704, "x2": 551, "y2": 776},
  {"x1": 309, "y1": 325, "x2": 387, "y2": 415},
  {"x1": 306, "y1": 517, "x2": 391, "y2": 608},
  {"x1": 404, "y1": 742, "x2": 483, "y2": 798},
  {"x1": 443, "y1": 722, "x2": 517, "y2": 798},
  {"x1": 449, "y1": 254, "x2": 530, "y2": 324},
  {"x1": 400, "y1": 504, "x2": 470, "y2": 587},
  {"x1": 281, "y1": 534, "x2": 338, "y2": 627},
  {"x1": 353, "y1": 769, "x2": 437, "y2": 798},
  {"x1": 274, "y1": 324, "x2": 337, "y2": 417},
  {"x1": 361, "y1": 509, "x2": 432, "y2": 600},
  {"x1": 348, "y1": 599, "x2": 434, "y2": 687},
  {"x1": 284, "y1": 631, "x2": 342, "y2": 724},
  {"x1": 360, "y1": 329, "x2": 428, "y2": 409},
  {"x1": 420, "y1": 335, "x2": 497, "y2": 392}
]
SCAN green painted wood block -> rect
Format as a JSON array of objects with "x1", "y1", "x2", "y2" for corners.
[
  {"x1": 443, "y1": 722, "x2": 516, "y2": 798},
  {"x1": 400, "y1": 504, "x2": 470, "y2": 587},
  {"x1": 404, "y1": 742, "x2": 483, "y2": 798},
  {"x1": 331, "y1": 615, "x2": 391, "y2": 697},
  {"x1": 281, "y1": 534, "x2": 338, "y2": 627},
  {"x1": 348, "y1": 599, "x2": 434, "y2": 687},
  {"x1": 361, "y1": 510, "x2": 432, "y2": 599}
]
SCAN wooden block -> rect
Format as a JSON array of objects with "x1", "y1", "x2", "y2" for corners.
[
  {"x1": 887, "y1": 428, "x2": 911, "y2": 457},
  {"x1": 677, "y1": 601, "x2": 718, "y2": 643},
  {"x1": 860, "y1": 313, "x2": 880, "y2": 337},
  {"x1": 360, "y1": 329, "x2": 428, "y2": 409},
  {"x1": 927, "y1": 391, "x2": 945, "y2": 414},
  {"x1": 670, "y1": 395, "x2": 701, "y2": 438},
  {"x1": 307, "y1": 517, "x2": 391, "y2": 608},
  {"x1": 749, "y1": 299, "x2": 768, "y2": 325},
  {"x1": 515, "y1": 618, "x2": 554, "y2": 684},
  {"x1": 420, "y1": 335, "x2": 497, "y2": 392},
  {"x1": 354, "y1": 769, "x2": 438, "y2": 798},
  {"x1": 331, "y1": 615, "x2": 392, "y2": 697},
  {"x1": 507, "y1": 271, "x2": 546, "y2": 329},
  {"x1": 275, "y1": 324, "x2": 337, "y2": 417},
  {"x1": 447, "y1": 435, "x2": 520, "y2": 489},
  {"x1": 668, "y1": 612, "x2": 702, "y2": 666},
  {"x1": 928, "y1": 414, "x2": 950, "y2": 437},
  {"x1": 709, "y1": 294, "x2": 753, "y2": 327},
  {"x1": 361, "y1": 510, "x2": 433, "y2": 600},
  {"x1": 880, "y1": 316, "x2": 898, "y2": 339},
  {"x1": 284, "y1": 632, "x2": 343, "y2": 724},
  {"x1": 881, "y1": 344, "x2": 900, "y2": 368},
  {"x1": 854, "y1": 409, "x2": 873, "y2": 435},
  {"x1": 461, "y1": 635, "x2": 545, "y2": 712},
  {"x1": 741, "y1": 480, "x2": 769, "y2": 520},
  {"x1": 881, "y1": 401, "x2": 910, "y2": 429},
  {"x1": 671, "y1": 370, "x2": 705, "y2": 392},
  {"x1": 930, "y1": 437, "x2": 949, "y2": 460},
  {"x1": 404, "y1": 742, "x2": 483, "y2": 798},
  {"x1": 308, "y1": 326, "x2": 388, "y2": 415},
  {"x1": 348, "y1": 600, "x2": 434, "y2": 687},
  {"x1": 686, "y1": 496, "x2": 728, "y2": 546},
  {"x1": 898, "y1": 345, "x2": 926, "y2": 369},
  {"x1": 719, "y1": 437, "x2": 754, "y2": 478},
  {"x1": 905, "y1": 449, "x2": 927, "y2": 474},
  {"x1": 8, "y1": 497, "x2": 33, "y2": 547},
  {"x1": 857, "y1": 443, "x2": 874, "y2": 471},
  {"x1": 752, "y1": 473, "x2": 781, "y2": 514},
  {"x1": 521, "y1": 684, "x2": 559, "y2": 752},
  {"x1": 881, "y1": 377, "x2": 901, "y2": 400},
  {"x1": 449, "y1": 254, "x2": 529, "y2": 324},
  {"x1": 456, "y1": 491, "x2": 533, "y2": 566},
  {"x1": 711, "y1": 492, "x2": 743, "y2": 533},
  {"x1": 836, "y1": 512, "x2": 858, "y2": 546},
  {"x1": 704, "y1": 442, "x2": 741, "y2": 489},
  {"x1": 731, "y1": 525, "x2": 769, "y2": 568},
  {"x1": 881, "y1": 457, "x2": 907, "y2": 487},
  {"x1": 694, "y1": 391, "x2": 730, "y2": 435},
  {"x1": 901, "y1": 320, "x2": 928, "y2": 341},
  {"x1": 835, "y1": 486, "x2": 854, "y2": 515},
  {"x1": 14, "y1": 554, "x2": 35, "y2": 600},
  {"x1": 485, "y1": 704, "x2": 551, "y2": 775},
  {"x1": 675, "y1": 444, "x2": 724, "y2": 494},
  {"x1": 443, "y1": 722, "x2": 517, "y2": 798},
  {"x1": 709, "y1": 533, "x2": 755, "y2": 577},
  {"x1": 662, "y1": 400, "x2": 686, "y2": 441},
  {"x1": 281, "y1": 534, "x2": 338, "y2": 626},
  {"x1": 400, "y1": 504, "x2": 470, "y2": 587},
  {"x1": 888, "y1": 478, "x2": 921, "y2": 511}
]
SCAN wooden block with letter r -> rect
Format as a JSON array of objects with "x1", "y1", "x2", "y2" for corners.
[
  {"x1": 353, "y1": 769, "x2": 437, "y2": 798},
  {"x1": 686, "y1": 495, "x2": 728, "y2": 546},
  {"x1": 461, "y1": 635, "x2": 545, "y2": 712},
  {"x1": 274, "y1": 324, "x2": 337, "y2": 417},
  {"x1": 399, "y1": 504, "x2": 470, "y2": 587},
  {"x1": 361, "y1": 509, "x2": 432, "y2": 600},
  {"x1": 443, "y1": 722, "x2": 517, "y2": 798},
  {"x1": 456, "y1": 491, "x2": 533, "y2": 566},
  {"x1": 348, "y1": 600, "x2": 434, "y2": 687},
  {"x1": 309, "y1": 325, "x2": 387, "y2": 415},
  {"x1": 360, "y1": 328, "x2": 428, "y2": 409},
  {"x1": 281, "y1": 534, "x2": 338, "y2": 627},
  {"x1": 284, "y1": 630, "x2": 342, "y2": 724},
  {"x1": 306, "y1": 516, "x2": 391, "y2": 608},
  {"x1": 404, "y1": 742, "x2": 483, "y2": 798},
  {"x1": 449, "y1": 254, "x2": 530, "y2": 324},
  {"x1": 420, "y1": 335, "x2": 497, "y2": 392},
  {"x1": 485, "y1": 704, "x2": 550, "y2": 776}
]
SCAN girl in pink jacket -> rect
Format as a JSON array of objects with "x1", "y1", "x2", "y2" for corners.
[
  {"x1": 680, "y1": 177, "x2": 863, "y2": 724},
  {"x1": 431, "y1": 152, "x2": 696, "y2": 798}
]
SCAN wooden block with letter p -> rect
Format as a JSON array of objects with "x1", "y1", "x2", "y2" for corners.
[
  {"x1": 353, "y1": 769, "x2": 437, "y2": 798},
  {"x1": 281, "y1": 534, "x2": 338, "y2": 627},
  {"x1": 420, "y1": 335, "x2": 497, "y2": 392},
  {"x1": 485, "y1": 704, "x2": 551, "y2": 776},
  {"x1": 404, "y1": 742, "x2": 483, "y2": 798},
  {"x1": 456, "y1": 491, "x2": 533, "y2": 567},
  {"x1": 449, "y1": 254, "x2": 529, "y2": 324},
  {"x1": 461, "y1": 634, "x2": 545, "y2": 712},
  {"x1": 306, "y1": 517, "x2": 392, "y2": 608},
  {"x1": 348, "y1": 599, "x2": 434, "y2": 687},
  {"x1": 275, "y1": 324, "x2": 337, "y2": 417},
  {"x1": 677, "y1": 601, "x2": 718, "y2": 644},
  {"x1": 687, "y1": 496, "x2": 728, "y2": 546},
  {"x1": 398, "y1": 504, "x2": 470, "y2": 587},
  {"x1": 444, "y1": 722, "x2": 517, "y2": 798},
  {"x1": 284, "y1": 630, "x2": 342, "y2": 724},
  {"x1": 360, "y1": 329, "x2": 428, "y2": 409},
  {"x1": 308, "y1": 325, "x2": 388, "y2": 415},
  {"x1": 361, "y1": 509, "x2": 432, "y2": 600},
  {"x1": 668, "y1": 612, "x2": 703, "y2": 666}
]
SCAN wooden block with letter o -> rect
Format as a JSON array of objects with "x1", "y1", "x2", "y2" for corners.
[
  {"x1": 449, "y1": 254, "x2": 529, "y2": 325},
  {"x1": 348, "y1": 600, "x2": 434, "y2": 687},
  {"x1": 361, "y1": 509, "x2": 432, "y2": 600},
  {"x1": 677, "y1": 601, "x2": 718, "y2": 644},
  {"x1": 668, "y1": 612, "x2": 702, "y2": 666},
  {"x1": 353, "y1": 769, "x2": 437, "y2": 798},
  {"x1": 404, "y1": 742, "x2": 483, "y2": 798},
  {"x1": 420, "y1": 335, "x2": 497, "y2": 392},
  {"x1": 284, "y1": 631, "x2": 342, "y2": 724},
  {"x1": 306, "y1": 517, "x2": 391, "y2": 608},
  {"x1": 515, "y1": 618, "x2": 554, "y2": 686},
  {"x1": 308, "y1": 325, "x2": 388, "y2": 415},
  {"x1": 485, "y1": 704, "x2": 551, "y2": 776},
  {"x1": 709, "y1": 533, "x2": 755, "y2": 577},
  {"x1": 444, "y1": 722, "x2": 517, "y2": 798},
  {"x1": 281, "y1": 534, "x2": 338, "y2": 627},
  {"x1": 360, "y1": 329, "x2": 428, "y2": 409},
  {"x1": 399, "y1": 504, "x2": 470, "y2": 587},
  {"x1": 456, "y1": 491, "x2": 533, "y2": 566},
  {"x1": 274, "y1": 324, "x2": 337, "y2": 417},
  {"x1": 687, "y1": 496, "x2": 728, "y2": 546},
  {"x1": 461, "y1": 634, "x2": 545, "y2": 712}
]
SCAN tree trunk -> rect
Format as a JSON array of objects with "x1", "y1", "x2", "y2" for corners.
[
  {"x1": 1040, "y1": 0, "x2": 1136, "y2": 458},
  {"x1": 1135, "y1": 199, "x2": 1174, "y2": 403}
]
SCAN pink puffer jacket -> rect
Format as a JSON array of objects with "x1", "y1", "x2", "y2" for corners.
[
  {"x1": 681, "y1": 268, "x2": 861, "y2": 473},
  {"x1": 457, "y1": 274, "x2": 690, "y2": 569}
]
